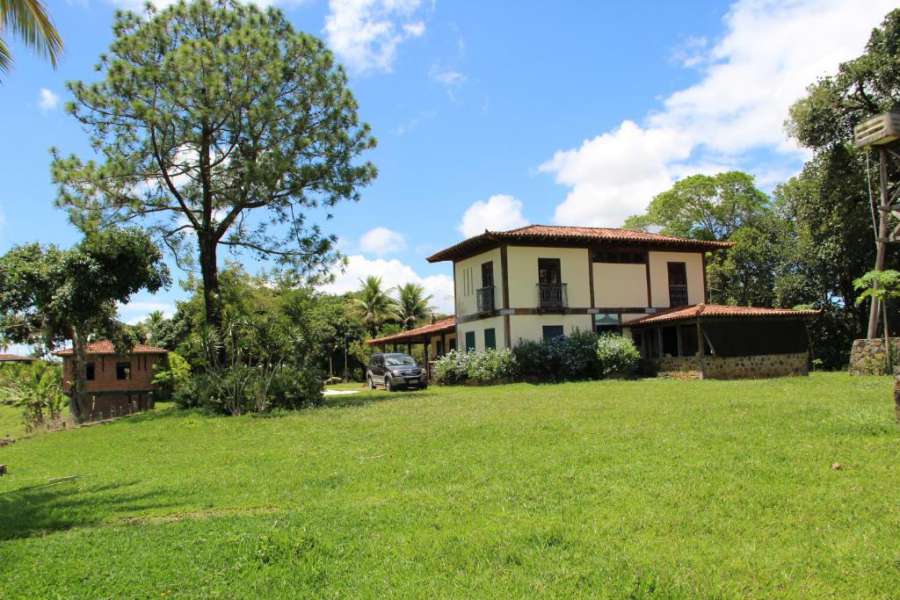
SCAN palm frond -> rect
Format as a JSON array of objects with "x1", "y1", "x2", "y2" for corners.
[{"x1": 0, "y1": 0, "x2": 63, "y2": 71}]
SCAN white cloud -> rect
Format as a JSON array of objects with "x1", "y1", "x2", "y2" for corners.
[
  {"x1": 458, "y1": 194, "x2": 529, "y2": 238},
  {"x1": 38, "y1": 88, "x2": 59, "y2": 112},
  {"x1": 321, "y1": 255, "x2": 454, "y2": 314},
  {"x1": 117, "y1": 301, "x2": 176, "y2": 325},
  {"x1": 324, "y1": 0, "x2": 426, "y2": 74},
  {"x1": 541, "y1": 0, "x2": 897, "y2": 227},
  {"x1": 429, "y1": 64, "x2": 466, "y2": 87},
  {"x1": 107, "y1": 0, "x2": 295, "y2": 8},
  {"x1": 359, "y1": 226, "x2": 406, "y2": 255}
]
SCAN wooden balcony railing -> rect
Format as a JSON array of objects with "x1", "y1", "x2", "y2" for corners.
[
  {"x1": 476, "y1": 286, "x2": 495, "y2": 313},
  {"x1": 537, "y1": 283, "x2": 567, "y2": 310}
]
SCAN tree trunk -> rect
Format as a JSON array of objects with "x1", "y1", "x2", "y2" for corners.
[
  {"x1": 70, "y1": 325, "x2": 88, "y2": 423},
  {"x1": 198, "y1": 232, "x2": 226, "y2": 366}
]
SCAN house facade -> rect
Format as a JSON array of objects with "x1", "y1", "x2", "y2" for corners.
[
  {"x1": 370, "y1": 225, "x2": 817, "y2": 379},
  {"x1": 430, "y1": 225, "x2": 719, "y2": 352},
  {"x1": 55, "y1": 340, "x2": 168, "y2": 421}
]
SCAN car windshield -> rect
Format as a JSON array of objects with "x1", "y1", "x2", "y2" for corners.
[{"x1": 384, "y1": 354, "x2": 415, "y2": 366}]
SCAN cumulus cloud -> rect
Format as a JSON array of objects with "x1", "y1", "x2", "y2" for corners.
[
  {"x1": 324, "y1": 0, "x2": 426, "y2": 74},
  {"x1": 541, "y1": 0, "x2": 897, "y2": 227},
  {"x1": 321, "y1": 255, "x2": 454, "y2": 314},
  {"x1": 359, "y1": 226, "x2": 406, "y2": 256},
  {"x1": 458, "y1": 194, "x2": 529, "y2": 238},
  {"x1": 38, "y1": 88, "x2": 59, "y2": 112}
]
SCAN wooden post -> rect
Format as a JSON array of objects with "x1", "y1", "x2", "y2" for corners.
[{"x1": 868, "y1": 146, "x2": 890, "y2": 339}]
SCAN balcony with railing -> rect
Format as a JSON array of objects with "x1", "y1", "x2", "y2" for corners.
[
  {"x1": 537, "y1": 283, "x2": 567, "y2": 310},
  {"x1": 476, "y1": 286, "x2": 495, "y2": 313}
]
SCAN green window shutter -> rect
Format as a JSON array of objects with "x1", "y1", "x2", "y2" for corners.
[
  {"x1": 484, "y1": 328, "x2": 496, "y2": 350},
  {"x1": 465, "y1": 331, "x2": 476, "y2": 352}
]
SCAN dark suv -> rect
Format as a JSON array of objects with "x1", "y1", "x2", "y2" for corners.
[{"x1": 367, "y1": 353, "x2": 427, "y2": 391}]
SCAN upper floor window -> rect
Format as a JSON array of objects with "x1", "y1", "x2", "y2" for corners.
[
  {"x1": 667, "y1": 262, "x2": 688, "y2": 307},
  {"x1": 116, "y1": 361, "x2": 131, "y2": 381}
]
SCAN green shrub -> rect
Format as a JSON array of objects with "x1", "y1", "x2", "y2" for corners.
[
  {"x1": 0, "y1": 361, "x2": 67, "y2": 431},
  {"x1": 151, "y1": 351, "x2": 191, "y2": 402},
  {"x1": 596, "y1": 334, "x2": 640, "y2": 378},
  {"x1": 465, "y1": 348, "x2": 517, "y2": 384},
  {"x1": 513, "y1": 330, "x2": 600, "y2": 382},
  {"x1": 174, "y1": 363, "x2": 323, "y2": 415},
  {"x1": 434, "y1": 349, "x2": 517, "y2": 385},
  {"x1": 433, "y1": 350, "x2": 470, "y2": 384}
]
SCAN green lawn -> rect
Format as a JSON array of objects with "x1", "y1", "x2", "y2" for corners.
[{"x1": 0, "y1": 374, "x2": 897, "y2": 599}]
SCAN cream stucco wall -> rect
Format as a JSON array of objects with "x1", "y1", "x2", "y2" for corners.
[
  {"x1": 647, "y1": 251, "x2": 705, "y2": 308},
  {"x1": 456, "y1": 316, "x2": 505, "y2": 352},
  {"x1": 593, "y1": 263, "x2": 648, "y2": 308},
  {"x1": 506, "y1": 246, "x2": 590, "y2": 308},
  {"x1": 454, "y1": 248, "x2": 501, "y2": 316},
  {"x1": 509, "y1": 314, "x2": 593, "y2": 346}
]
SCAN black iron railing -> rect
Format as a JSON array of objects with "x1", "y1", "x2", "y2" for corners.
[
  {"x1": 476, "y1": 286, "x2": 495, "y2": 313},
  {"x1": 537, "y1": 283, "x2": 567, "y2": 309}
]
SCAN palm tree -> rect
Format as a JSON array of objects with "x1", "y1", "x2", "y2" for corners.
[
  {"x1": 1, "y1": 0, "x2": 63, "y2": 74},
  {"x1": 396, "y1": 283, "x2": 433, "y2": 330},
  {"x1": 354, "y1": 276, "x2": 397, "y2": 337}
]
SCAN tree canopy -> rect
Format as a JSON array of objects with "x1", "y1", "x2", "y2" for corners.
[
  {"x1": 51, "y1": 0, "x2": 376, "y2": 340},
  {"x1": 0, "y1": 228, "x2": 170, "y2": 419}
]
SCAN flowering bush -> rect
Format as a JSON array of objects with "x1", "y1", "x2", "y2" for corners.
[
  {"x1": 513, "y1": 329, "x2": 601, "y2": 381},
  {"x1": 433, "y1": 349, "x2": 517, "y2": 385},
  {"x1": 595, "y1": 334, "x2": 640, "y2": 378}
]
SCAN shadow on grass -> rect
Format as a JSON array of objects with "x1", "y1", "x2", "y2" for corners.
[{"x1": 0, "y1": 479, "x2": 173, "y2": 541}]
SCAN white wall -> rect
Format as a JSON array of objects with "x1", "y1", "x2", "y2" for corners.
[
  {"x1": 593, "y1": 263, "x2": 648, "y2": 308},
  {"x1": 454, "y1": 248, "x2": 501, "y2": 316},
  {"x1": 509, "y1": 314, "x2": 593, "y2": 346},
  {"x1": 506, "y1": 246, "x2": 591, "y2": 308},
  {"x1": 456, "y1": 316, "x2": 505, "y2": 352},
  {"x1": 647, "y1": 251, "x2": 705, "y2": 307}
]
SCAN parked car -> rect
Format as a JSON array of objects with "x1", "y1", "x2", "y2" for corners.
[{"x1": 367, "y1": 353, "x2": 427, "y2": 391}]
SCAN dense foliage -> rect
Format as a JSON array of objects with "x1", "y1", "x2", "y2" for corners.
[
  {"x1": 0, "y1": 361, "x2": 66, "y2": 431},
  {"x1": 0, "y1": 228, "x2": 170, "y2": 420},
  {"x1": 434, "y1": 332, "x2": 639, "y2": 385}
]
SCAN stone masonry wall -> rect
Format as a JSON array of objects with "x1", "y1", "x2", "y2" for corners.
[
  {"x1": 848, "y1": 338, "x2": 900, "y2": 376},
  {"x1": 655, "y1": 352, "x2": 809, "y2": 380}
]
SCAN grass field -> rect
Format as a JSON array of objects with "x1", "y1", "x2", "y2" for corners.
[{"x1": 0, "y1": 373, "x2": 898, "y2": 599}]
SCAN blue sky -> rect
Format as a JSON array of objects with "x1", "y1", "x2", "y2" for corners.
[{"x1": 0, "y1": 0, "x2": 896, "y2": 345}]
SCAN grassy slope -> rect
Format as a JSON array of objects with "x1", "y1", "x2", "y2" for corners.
[{"x1": 0, "y1": 374, "x2": 897, "y2": 599}]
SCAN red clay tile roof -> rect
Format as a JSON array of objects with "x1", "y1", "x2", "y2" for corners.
[
  {"x1": 627, "y1": 304, "x2": 820, "y2": 326},
  {"x1": 53, "y1": 340, "x2": 168, "y2": 356},
  {"x1": 427, "y1": 224, "x2": 732, "y2": 262},
  {"x1": 368, "y1": 317, "x2": 457, "y2": 346},
  {"x1": 0, "y1": 354, "x2": 34, "y2": 362}
]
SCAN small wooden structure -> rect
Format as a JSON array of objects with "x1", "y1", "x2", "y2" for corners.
[
  {"x1": 853, "y1": 112, "x2": 900, "y2": 339},
  {"x1": 367, "y1": 318, "x2": 457, "y2": 380},
  {"x1": 54, "y1": 340, "x2": 168, "y2": 422}
]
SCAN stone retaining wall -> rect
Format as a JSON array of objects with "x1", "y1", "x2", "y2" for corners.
[
  {"x1": 848, "y1": 338, "x2": 900, "y2": 376},
  {"x1": 655, "y1": 352, "x2": 809, "y2": 380}
]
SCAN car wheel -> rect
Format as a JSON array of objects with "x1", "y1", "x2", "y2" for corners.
[
  {"x1": 419, "y1": 383, "x2": 428, "y2": 390},
  {"x1": 385, "y1": 376, "x2": 395, "y2": 392},
  {"x1": 368, "y1": 376, "x2": 376, "y2": 390}
]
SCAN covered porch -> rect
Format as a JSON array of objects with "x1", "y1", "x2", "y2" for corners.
[
  {"x1": 627, "y1": 304, "x2": 819, "y2": 379},
  {"x1": 367, "y1": 317, "x2": 457, "y2": 380}
]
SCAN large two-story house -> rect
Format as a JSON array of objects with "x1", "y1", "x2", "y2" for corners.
[{"x1": 370, "y1": 225, "x2": 817, "y2": 379}]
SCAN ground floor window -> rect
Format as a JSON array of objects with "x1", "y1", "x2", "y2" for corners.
[
  {"x1": 85, "y1": 362, "x2": 95, "y2": 381},
  {"x1": 484, "y1": 328, "x2": 496, "y2": 350},
  {"x1": 436, "y1": 340, "x2": 444, "y2": 356},
  {"x1": 662, "y1": 327, "x2": 678, "y2": 357},
  {"x1": 465, "y1": 331, "x2": 476, "y2": 352},
  {"x1": 542, "y1": 325, "x2": 565, "y2": 342},
  {"x1": 449, "y1": 338, "x2": 457, "y2": 351},
  {"x1": 594, "y1": 313, "x2": 621, "y2": 335}
]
